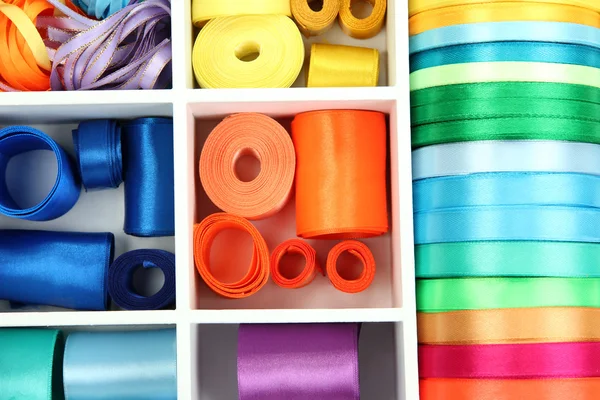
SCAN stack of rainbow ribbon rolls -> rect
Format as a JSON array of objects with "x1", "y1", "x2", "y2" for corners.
[{"x1": 409, "y1": 0, "x2": 600, "y2": 399}]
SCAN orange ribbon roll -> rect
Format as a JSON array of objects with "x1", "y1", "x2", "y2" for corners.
[
  {"x1": 326, "y1": 240, "x2": 376, "y2": 293},
  {"x1": 292, "y1": 110, "x2": 388, "y2": 239},
  {"x1": 339, "y1": 0, "x2": 387, "y2": 39},
  {"x1": 194, "y1": 213, "x2": 270, "y2": 299},
  {"x1": 0, "y1": 0, "x2": 53, "y2": 92},
  {"x1": 199, "y1": 113, "x2": 296, "y2": 220},
  {"x1": 270, "y1": 239, "x2": 323, "y2": 289},
  {"x1": 307, "y1": 43, "x2": 380, "y2": 87},
  {"x1": 291, "y1": 0, "x2": 339, "y2": 37}
]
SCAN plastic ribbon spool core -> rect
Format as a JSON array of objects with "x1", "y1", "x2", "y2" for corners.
[
  {"x1": 291, "y1": 0, "x2": 339, "y2": 37},
  {"x1": 192, "y1": 0, "x2": 291, "y2": 27},
  {"x1": 192, "y1": 15, "x2": 304, "y2": 88},
  {"x1": 271, "y1": 239, "x2": 323, "y2": 289},
  {"x1": 327, "y1": 240, "x2": 376, "y2": 293},
  {"x1": 308, "y1": 43, "x2": 380, "y2": 87},
  {"x1": 339, "y1": 0, "x2": 387, "y2": 39}
]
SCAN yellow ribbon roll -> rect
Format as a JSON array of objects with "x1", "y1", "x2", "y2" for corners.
[
  {"x1": 409, "y1": 0, "x2": 600, "y2": 16},
  {"x1": 307, "y1": 43, "x2": 379, "y2": 87},
  {"x1": 191, "y1": 0, "x2": 291, "y2": 27},
  {"x1": 339, "y1": 0, "x2": 387, "y2": 39},
  {"x1": 192, "y1": 16, "x2": 305, "y2": 89},
  {"x1": 291, "y1": 0, "x2": 340, "y2": 37}
]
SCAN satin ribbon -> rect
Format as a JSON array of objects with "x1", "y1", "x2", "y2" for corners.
[
  {"x1": 416, "y1": 241, "x2": 600, "y2": 278},
  {"x1": 420, "y1": 378, "x2": 600, "y2": 400},
  {"x1": 108, "y1": 249, "x2": 175, "y2": 310},
  {"x1": 291, "y1": 0, "x2": 338, "y2": 37},
  {"x1": 409, "y1": 2, "x2": 600, "y2": 36},
  {"x1": 238, "y1": 323, "x2": 360, "y2": 400},
  {"x1": 417, "y1": 278, "x2": 600, "y2": 312},
  {"x1": 339, "y1": 0, "x2": 386, "y2": 39},
  {"x1": 415, "y1": 206, "x2": 600, "y2": 244},
  {"x1": 292, "y1": 110, "x2": 388, "y2": 239},
  {"x1": 327, "y1": 240, "x2": 376, "y2": 294},
  {"x1": 0, "y1": 230, "x2": 114, "y2": 310},
  {"x1": 412, "y1": 141, "x2": 600, "y2": 180},
  {"x1": 0, "y1": 126, "x2": 80, "y2": 220},
  {"x1": 419, "y1": 342, "x2": 600, "y2": 378},
  {"x1": 63, "y1": 329, "x2": 177, "y2": 400},
  {"x1": 409, "y1": 22, "x2": 600, "y2": 54},
  {"x1": 409, "y1": 0, "x2": 600, "y2": 16},
  {"x1": 191, "y1": 0, "x2": 291, "y2": 27},
  {"x1": 72, "y1": 0, "x2": 128, "y2": 19},
  {"x1": 271, "y1": 239, "x2": 323, "y2": 289},
  {"x1": 72, "y1": 120, "x2": 123, "y2": 190},
  {"x1": 0, "y1": 329, "x2": 63, "y2": 400},
  {"x1": 410, "y1": 41, "x2": 600, "y2": 72},
  {"x1": 194, "y1": 213, "x2": 270, "y2": 299},
  {"x1": 122, "y1": 117, "x2": 174, "y2": 237},
  {"x1": 418, "y1": 308, "x2": 600, "y2": 345},
  {"x1": 192, "y1": 15, "x2": 304, "y2": 88},
  {"x1": 199, "y1": 113, "x2": 295, "y2": 220},
  {"x1": 307, "y1": 44, "x2": 380, "y2": 87},
  {"x1": 410, "y1": 62, "x2": 600, "y2": 91}
]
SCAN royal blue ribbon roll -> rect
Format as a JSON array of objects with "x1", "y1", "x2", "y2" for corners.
[
  {"x1": 72, "y1": 120, "x2": 123, "y2": 190},
  {"x1": 0, "y1": 126, "x2": 80, "y2": 221},
  {"x1": 0, "y1": 230, "x2": 114, "y2": 310},
  {"x1": 122, "y1": 117, "x2": 174, "y2": 237},
  {"x1": 108, "y1": 249, "x2": 176, "y2": 310},
  {"x1": 63, "y1": 329, "x2": 177, "y2": 400}
]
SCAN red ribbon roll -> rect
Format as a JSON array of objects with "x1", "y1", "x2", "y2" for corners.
[
  {"x1": 292, "y1": 110, "x2": 388, "y2": 239},
  {"x1": 270, "y1": 239, "x2": 323, "y2": 289},
  {"x1": 326, "y1": 240, "x2": 376, "y2": 293}
]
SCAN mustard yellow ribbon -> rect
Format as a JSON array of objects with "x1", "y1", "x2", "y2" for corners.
[
  {"x1": 291, "y1": 0, "x2": 339, "y2": 37},
  {"x1": 307, "y1": 43, "x2": 380, "y2": 87},
  {"x1": 339, "y1": 0, "x2": 387, "y2": 39},
  {"x1": 191, "y1": 0, "x2": 291, "y2": 27}
]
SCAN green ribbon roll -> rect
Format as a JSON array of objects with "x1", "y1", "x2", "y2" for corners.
[
  {"x1": 417, "y1": 278, "x2": 600, "y2": 313},
  {"x1": 0, "y1": 329, "x2": 64, "y2": 399}
]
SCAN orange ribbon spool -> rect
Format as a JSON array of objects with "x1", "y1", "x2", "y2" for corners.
[
  {"x1": 292, "y1": 110, "x2": 388, "y2": 239},
  {"x1": 199, "y1": 113, "x2": 296, "y2": 220},
  {"x1": 193, "y1": 213, "x2": 270, "y2": 298},
  {"x1": 270, "y1": 239, "x2": 323, "y2": 289},
  {"x1": 326, "y1": 240, "x2": 376, "y2": 293}
]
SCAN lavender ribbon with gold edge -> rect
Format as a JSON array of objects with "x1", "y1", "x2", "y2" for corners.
[{"x1": 41, "y1": 0, "x2": 171, "y2": 90}]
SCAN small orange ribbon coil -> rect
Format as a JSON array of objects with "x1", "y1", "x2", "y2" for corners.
[
  {"x1": 199, "y1": 113, "x2": 296, "y2": 220},
  {"x1": 307, "y1": 43, "x2": 380, "y2": 87},
  {"x1": 291, "y1": 0, "x2": 339, "y2": 37},
  {"x1": 339, "y1": 0, "x2": 387, "y2": 39},
  {"x1": 292, "y1": 110, "x2": 388, "y2": 239},
  {"x1": 271, "y1": 239, "x2": 323, "y2": 289},
  {"x1": 194, "y1": 213, "x2": 270, "y2": 299},
  {"x1": 327, "y1": 240, "x2": 376, "y2": 293}
]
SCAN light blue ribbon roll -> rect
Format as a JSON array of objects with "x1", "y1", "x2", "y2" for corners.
[
  {"x1": 72, "y1": 0, "x2": 129, "y2": 19},
  {"x1": 63, "y1": 329, "x2": 177, "y2": 400}
]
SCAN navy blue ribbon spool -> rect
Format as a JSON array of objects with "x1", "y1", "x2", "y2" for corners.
[
  {"x1": 122, "y1": 117, "x2": 175, "y2": 237},
  {"x1": 0, "y1": 126, "x2": 80, "y2": 221},
  {"x1": 0, "y1": 230, "x2": 114, "y2": 310},
  {"x1": 108, "y1": 249, "x2": 176, "y2": 310},
  {"x1": 72, "y1": 120, "x2": 123, "y2": 190}
]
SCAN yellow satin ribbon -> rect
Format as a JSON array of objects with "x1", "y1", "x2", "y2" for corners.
[
  {"x1": 192, "y1": 16, "x2": 304, "y2": 88},
  {"x1": 307, "y1": 43, "x2": 379, "y2": 87},
  {"x1": 339, "y1": 0, "x2": 387, "y2": 39},
  {"x1": 409, "y1": 2, "x2": 600, "y2": 35},
  {"x1": 409, "y1": 0, "x2": 600, "y2": 16},
  {"x1": 291, "y1": 0, "x2": 339, "y2": 37},
  {"x1": 191, "y1": 0, "x2": 291, "y2": 27}
]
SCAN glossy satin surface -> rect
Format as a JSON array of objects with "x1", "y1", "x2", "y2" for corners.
[
  {"x1": 63, "y1": 329, "x2": 177, "y2": 400},
  {"x1": 122, "y1": 117, "x2": 174, "y2": 237},
  {"x1": 0, "y1": 230, "x2": 114, "y2": 310},
  {"x1": 72, "y1": 0, "x2": 128, "y2": 19}
]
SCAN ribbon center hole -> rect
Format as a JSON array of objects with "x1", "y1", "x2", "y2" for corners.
[
  {"x1": 235, "y1": 42, "x2": 261, "y2": 62},
  {"x1": 336, "y1": 251, "x2": 364, "y2": 281},
  {"x1": 350, "y1": 0, "x2": 374, "y2": 19},
  {"x1": 210, "y1": 228, "x2": 255, "y2": 284},
  {"x1": 6, "y1": 149, "x2": 58, "y2": 209},
  {"x1": 234, "y1": 149, "x2": 261, "y2": 182},
  {"x1": 308, "y1": 0, "x2": 324, "y2": 11},
  {"x1": 279, "y1": 252, "x2": 307, "y2": 279},
  {"x1": 132, "y1": 264, "x2": 165, "y2": 297}
]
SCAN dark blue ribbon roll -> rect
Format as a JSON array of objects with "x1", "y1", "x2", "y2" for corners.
[
  {"x1": 0, "y1": 230, "x2": 114, "y2": 310},
  {"x1": 108, "y1": 249, "x2": 176, "y2": 310},
  {"x1": 122, "y1": 117, "x2": 174, "y2": 237},
  {"x1": 0, "y1": 126, "x2": 80, "y2": 221},
  {"x1": 72, "y1": 120, "x2": 123, "y2": 190}
]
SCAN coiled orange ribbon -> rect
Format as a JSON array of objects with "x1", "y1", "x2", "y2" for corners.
[
  {"x1": 409, "y1": 0, "x2": 600, "y2": 16},
  {"x1": 194, "y1": 213, "x2": 270, "y2": 299},
  {"x1": 292, "y1": 110, "x2": 388, "y2": 239},
  {"x1": 327, "y1": 240, "x2": 376, "y2": 293},
  {"x1": 199, "y1": 113, "x2": 295, "y2": 220},
  {"x1": 291, "y1": 0, "x2": 338, "y2": 37},
  {"x1": 270, "y1": 239, "x2": 323, "y2": 289},
  {"x1": 339, "y1": 0, "x2": 387, "y2": 39},
  {"x1": 307, "y1": 43, "x2": 380, "y2": 87}
]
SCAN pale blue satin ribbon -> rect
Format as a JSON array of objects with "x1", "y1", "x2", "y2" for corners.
[
  {"x1": 72, "y1": 0, "x2": 129, "y2": 19},
  {"x1": 413, "y1": 172, "x2": 600, "y2": 212},
  {"x1": 409, "y1": 22, "x2": 600, "y2": 54},
  {"x1": 63, "y1": 329, "x2": 177, "y2": 400},
  {"x1": 414, "y1": 206, "x2": 600, "y2": 244},
  {"x1": 412, "y1": 141, "x2": 600, "y2": 180}
]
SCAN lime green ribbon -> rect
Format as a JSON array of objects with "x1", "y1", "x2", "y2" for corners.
[{"x1": 0, "y1": 329, "x2": 63, "y2": 399}]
